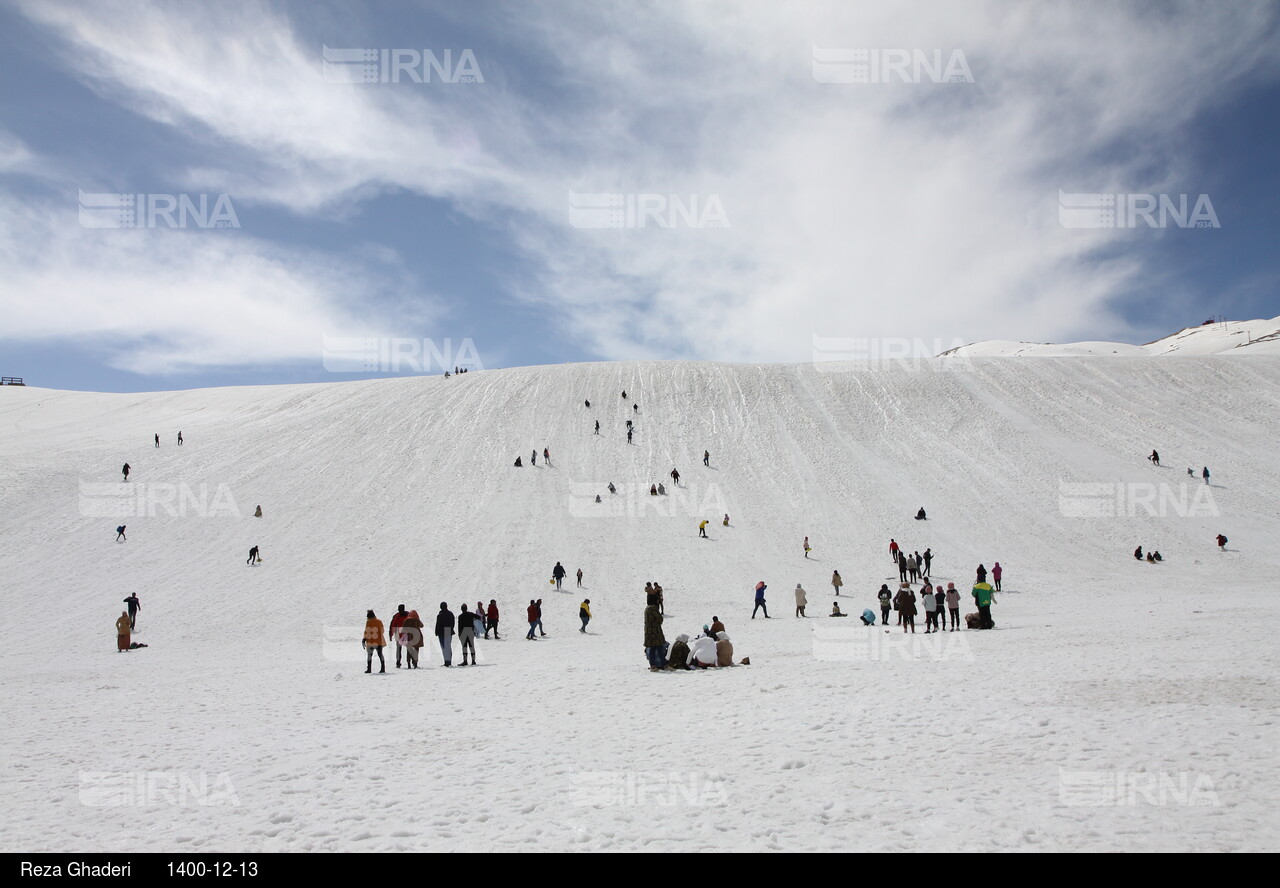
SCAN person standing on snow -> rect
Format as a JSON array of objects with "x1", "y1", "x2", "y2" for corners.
[
  {"x1": 945, "y1": 583, "x2": 961, "y2": 631},
  {"x1": 544, "y1": 447, "x2": 551, "y2": 466},
  {"x1": 388, "y1": 605, "x2": 409, "y2": 668},
  {"x1": 976, "y1": 563, "x2": 987, "y2": 584},
  {"x1": 1216, "y1": 534, "x2": 1228, "y2": 550},
  {"x1": 594, "y1": 420, "x2": 600, "y2": 435},
  {"x1": 435, "y1": 602, "x2": 455, "y2": 666},
  {"x1": 627, "y1": 428, "x2": 633, "y2": 444},
  {"x1": 122, "y1": 463, "x2": 130, "y2": 482},
  {"x1": 699, "y1": 519, "x2": 709, "y2": 538},
  {"x1": 123, "y1": 593, "x2": 140, "y2": 630},
  {"x1": 644, "y1": 601, "x2": 667, "y2": 670},
  {"x1": 893, "y1": 583, "x2": 917, "y2": 633},
  {"x1": 907, "y1": 554, "x2": 919, "y2": 583},
  {"x1": 526, "y1": 600, "x2": 539, "y2": 639},
  {"x1": 401, "y1": 610, "x2": 424, "y2": 668},
  {"x1": 992, "y1": 562, "x2": 1003, "y2": 592},
  {"x1": 889, "y1": 538, "x2": 899, "y2": 561},
  {"x1": 576, "y1": 567, "x2": 584, "y2": 588},
  {"x1": 898, "y1": 552, "x2": 909, "y2": 584},
  {"x1": 457, "y1": 604, "x2": 478, "y2": 666},
  {"x1": 534, "y1": 599, "x2": 546, "y2": 636},
  {"x1": 579, "y1": 599, "x2": 591, "y2": 633},
  {"x1": 703, "y1": 450, "x2": 710, "y2": 467},
  {"x1": 177, "y1": 431, "x2": 183, "y2": 446},
  {"x1": 1203, "y1": 466, "x2": 1210, "y2": 485},
  {"x1": 923, "y1": 548, "x2": 933, "y2": 576},
  {"x1": 486, "y1": 600, "x2": 500, "y2": 639},
  {"x1": 752, "y1": 581, "x2": 769, "y2": 619},
  {"x1": 921, "y1": 583, "x2": 938, "y2": 633},
  {"x1": 671, "y1": 468, "x2": 680, "y2": 486},
  {"x1": 877, "y1": 584, "x2": 892, "y2": 625},
  {"x1": 531, "y1": 450, "x2": 536, "y2": 466},
  {"x1": 552, "y1": 561, "x2": 567, "y2": 590},
  {"x1": 653, "y1": 582, "x2": 664, "y2": 614},
  {"x1": 1149, "y1": 449, "x2": 1160, "y2": 466},
  {"x1": 363, "y1": 611, "x2": 386, "y2": 673},
  {"x1": 831, "y1": 570, "x2": 843, "y2": 596},
  {"x1": 794, "y1": 584, "x2": 808, "y2": 617},
  {"x1": 115, "y1": 525, "x2": 127, "y2": 542},
  {"x1": 116, "y1": 611, "x2": 132, "y2": 652},
  {"x1": 803, "y1": 537, "x2": 811, "y2": 559},
  {"x1": 972, "y1": 581, "x2": 995, "y2": 629}
]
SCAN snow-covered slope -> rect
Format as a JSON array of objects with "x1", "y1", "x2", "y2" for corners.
[
  {"x1": 1, "y1": 358, "x2": 1278, "y2": 852},
  {"x1": 946, "y1": 316, "x2": 1280, "y2": 357}
]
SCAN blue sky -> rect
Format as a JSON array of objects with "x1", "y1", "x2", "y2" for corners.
[{"x1": 1, "y1": 0, "x2": 1278, "y2": 392}]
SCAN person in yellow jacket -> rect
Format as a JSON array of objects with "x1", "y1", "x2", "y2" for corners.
[
  {"x1": 699, "y1": 519, "x2": 709, "y2": 538},
  {"x1": 579, "y1": 599, "x2": 591, "y2": 633},
  {"x1": 363, "y1": 610, "x2": 386, "y2": 673},
  {"x1": 115, "y1": 611, "x2": 131, "y2": 651}
]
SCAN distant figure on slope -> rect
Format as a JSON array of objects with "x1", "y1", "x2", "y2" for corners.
[
  {"x1": 544, "y1": 447, "x2": 550, "y2": 466},
  {"x1": 658, "y1": 483, "x2": 666, "y2": 495},
  {"x1": 633, "y1": 403, "x2": 638, "y2": 413},
  {"x1": 644, "y1": 601, "x2": 666, "y2": 671},
  {"x1": 627, "y1": 428, "x2": 633, "y2": 444},
  {"x1": 699, "y1": 519, "x2": 708, "y2": 538},
  {"x1": 579, "y1": 599, "x2": 591, "y2": 633},
  {"x1": 1149, "y1": 449, "x2": 1160, "y2": 466},
  {"x1": 123, "y1": 593, "x2": 140, "y2": 630},
  {"x1": 177, "y1": 431, "x2": 183, "y2": 446},
  {"x1": 247, "y1": 545, "x2": 260, "y2": 565},
  {"x1": 154, "y1": 433, "x2": 159, "y2": 448},
  {"x1": 608, "y1": 482, "x2": 616, "y2": 494},
  {"x1": 457, "y1": 604, "x2": 478, "y2": 666},
  {"x1": 594, "y1": 420, "x2": 600, "y2": 435},
  {"x1": 401, "y1": 610, "x2": 424, "y2": 669},
  {"x1": 626, "y1": 419, "x2": 632, "y2": 429},
  {"x1": 889, "y1": 538, "x2": 899, "y2": 561},
  {"x1": 1152, "y1": 551, "x2": 1163, "y2": 562},
  {"x1": 794, "y1": 584, "x2": 808, "y2": 617},
  {"x1": 526, "y1": 600, "x2": 539, "y2": 640},
  {"x1": 946, "y1": 583, "x2": 961, "y2": 631},
  {"x1": 254, "y1": 505, "x2": 262, "y2": 517},
  {"x1": 435, "y1": 602, "x2": 455, "y2": 667},
  {"x1": 703, "y1": 450, "x2": 710, "y2": 467},
  {"x1": 389, "y1": 605, "x2": 409, "y2": 668},
  {"x1": 122, "y1": 463, "x2": 130, "y2": 482},
  {"x1": 653, "y1": 582, "x2": 664, "y2": 614},
  {"x1": 1202, "y1": 466, "x2": 1210, "y2": 485},
  {"x1": 531, "y1": 450, "x2": 536, "y2": 466},
  {"x1": 514, "y1": 456, "x2": 522, "y2": 467},
  {"x1": 670, "y1": 468, "x2": 680, "y2": 486},
  {"x1": 935, "y1": 586, "x2": 946, "y2": 627},
  {"x1": 533, "y1": 599, "x2": 546, "y2": 636},
  {"x1": 621, "y1": 390, "x2": 627, "y2": 399},
  {"x1": 751, "y1": 581, "x2": 769, "y2": 619},
  {"x1": 585, "y1": 399, "x2": 590, "y2": 408},
  {"x1": 831, "y1": 570, "x2": 843, "y2": 596},
  {"x1": 1187, "y1": 467, "x2": 1194, "y2": 476},
  {"x1": 915, "y1": 507, "x2": 927, "y2": 520},
  {"x1": 115, "y1": 524, "x2": 127, "y2": 542},
  {"x1": 921, "y1": 583, "x2": 939, "y2": 633},
  {"x1": 722, "y1": 513, "x2": 729, "y2": 526},
  {"x1": 552, "y1": 561, "x2": 566, "y2": 590},
  {"x1": 877, "y1": 584, "x2": 892, "y2": 624},
  {"x1": 898, "y1": 553, "x2": 909, "y2": 584},
  {"x1": 576, "y1": 567, "x2": 584, "y2": 588},
  {"x1": 486, "y1": 600, "x2": 500, "y2": 639},
  {"x1": 1146, "y1": 551, "x2": 1156, "y2": 563},
  {"x1": 860, "y1": 608, "x2": 876, "y2": 626},
  {"x1": 649, "y1": 483, "x2": 657, "y2": 496},
  {"x1": 116, "y1": 612, "x2": 132, "y2": 652},
  {"x1": 363, "y1": 611, "x2": 386, "y2": 673},
  {"x1": 710, "y1": 616, "x2": 726, "y2": 637},
  {"x1": 976, "y1": 563, "x2": 987, "y2": 584},
  {"x1": 1216, "y1": 534, "x2": 1228, "y2": 550},
  {"x1": 894, "y1": 583, "x2": 916, "y2": 633},
  {"x1": 1134, "y1": 546, "x2": 1143, "y2": 561},
  {"x1": 803, "y1": 537, "x2": 811, "y2": 558},
  {"x1": 923, "y1": 548, "x2": 933, "y2": 576},
  {"x1": 907, "y1": 554, "x2": 919, "y2": 583},
  {"x1": 831, "y1": 601, "x2": 846, "y2": 617},
  {"x1": 992, "y1": 561, "x2": 1003, "y2": 591}
]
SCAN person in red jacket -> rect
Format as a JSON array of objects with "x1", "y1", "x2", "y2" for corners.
[
  {"x1": 889, "y1": 539, "x2": 900, "y2": 562},
  {"x1": 991, "y1": 562, "x2": 1003, "y2": 591},
  {"x1": 486, "y1": 600, "x2": 500, "y2": 639},
  {"x1": 388, "y1": 604, "x2": 409, "y2": 668},
  {"x1": 526, "y1": 600, "x2": 541, "y2": 640}
]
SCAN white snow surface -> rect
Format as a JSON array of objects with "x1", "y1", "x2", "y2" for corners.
[
  {"x1": 1, "y1": 358, "x2": 1278, "y2": 852},
  {"x1": 948, "y1": 316, "x2": 1280, "y2": 357}
]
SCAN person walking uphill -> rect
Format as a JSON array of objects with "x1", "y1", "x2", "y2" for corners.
[
  {"x1": 363, "y1": 611, "x2": 386, "y2": 673},
  {"x1": 670, "y1": 468, "x2": 680, "y2": 486},
  {"x1": 972, "y1": 581, "x2": 995, "y2": 629},
  {"x1": 752, "y1": 581, "x2": 770, "y2": 619},
  {"x1": 644, "y1": 601, "x2": 667, "y2": 671},
  {"x1": 389, "y1": 604, "x2": 409, "y2": 668},
  {"x1": 401, "y1": 610, "x2": 424, "y2": 668},
  {"x1": 115, "y1": 525, "x2": 127, "y2": 542},
  {"x1": 457, "y1": 604, "x2": 478, "y2": 666},
  {"x1": 123, "y1": 593, "x2": 140, "y2": 630},
  {"x1": 579, "y1": 599, "x2": 591, "y2": 633},
  {"x1": 122, "y1": 463, "x2": 130, "y2": 482},
  {"x1": 794, "y1": 584, "x2": 808, "y2": 617},
  {"x1": 116, "y1": 611, "x2": 132, "y2": 651},
  {"x1": 552, "y1": 561, "x2": 566, "y2": 590},
  {"x1": 247, "y1": 545, "x2": 260, "y2": 565},
  {"x1": 435, "y1": 602, "x2": 455, "y2": 666}
]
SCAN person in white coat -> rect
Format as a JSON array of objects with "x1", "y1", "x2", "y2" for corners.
[
  {"x1": 688, "y1": 634, "x2": 718, "y2": 669},
  {"x1": 794, "y1": 584, "x2": 808, "y2": 618}
]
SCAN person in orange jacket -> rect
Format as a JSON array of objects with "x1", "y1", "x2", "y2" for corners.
[
  {"x1": 363, "y1": 610, "x2": 386, "y2": 673},
  {"x1": 116, "y1": 611, "x2": 131, "y2": 652},
  {"x1": 401, "y1": 610, "x2": 424, "y2": 669}
]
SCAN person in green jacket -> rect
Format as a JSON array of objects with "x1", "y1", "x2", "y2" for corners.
[
  {"x1": 972, "y1": 582, "x2": 995, "y2": 629},
  {"x1": 643, "y1": 604, "x2": 667, "y2": 670}
]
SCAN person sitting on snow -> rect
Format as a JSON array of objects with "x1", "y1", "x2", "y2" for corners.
[
  {"x1": 688, "y1": 634, "x2": 718, "y2": 669},
  {"x1": 831, "y1": 601, "x2": 847, "y2": 617},
  {"x1": 667, "y1": 634, "x2": 691, "y2": 670}
]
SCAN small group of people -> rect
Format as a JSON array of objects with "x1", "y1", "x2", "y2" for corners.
[
  {"x1": 880, "y1": 577, "x2": 993, "y2": 631},
  {"x1": 153, "y1": 431, "x2": 183, "y2": 447},
  {"x1": 514, "y1": 447, "x2": 551, "y2": 467},
  {"x1": 889, "y1": 540, "x2": 935, "y2": 585},
  {"x1": 644, "y1": 581, "x2": 665, "y2": 613},
  {"x1": 1133, "y1": 545, "x2": 1164, "y2": 562},
  {"x1": 644, "y1": 592, "x2": 745, "y2": 670},
  {"x1": 1151, "y1": 448, "x2": 1211, "y2": 484},
  {"x1": 444, "y1": 366, "x2": 470, "y2": 377},
  {"x1": 368, "y1": 601, "x2": 496, "y2": 671}
]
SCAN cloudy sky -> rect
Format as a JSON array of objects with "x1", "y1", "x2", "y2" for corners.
[{"x1": 1, "y1": 0, "x2": 1278, "y2": 391}]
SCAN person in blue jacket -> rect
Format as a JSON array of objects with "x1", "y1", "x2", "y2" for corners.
[
  {"x1": 860, "y1": 608, "x2": 876, "y2": 626},
  {"x1": 751, "y1": 581, "x2": 769, "y2": 619}
]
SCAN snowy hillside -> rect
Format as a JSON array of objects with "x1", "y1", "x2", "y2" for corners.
[
  {"x1": 946, "y1": 316, "x2": 1280, "y2": 357},
  {"x1": 1, "y1": 358, "x2": 1278, "y2": 852}
]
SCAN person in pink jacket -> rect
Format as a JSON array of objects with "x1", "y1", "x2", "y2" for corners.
[
  {"x1": 945, "y1": 583, "x2": 961, "y2": 631},
  {"x1": 992, "y1": 562, "x2": 1003, "y2": 592}
]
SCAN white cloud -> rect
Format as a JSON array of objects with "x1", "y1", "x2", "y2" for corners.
[{"x1": 8, "y1": 0, "x2": 1279, "y2": 369}]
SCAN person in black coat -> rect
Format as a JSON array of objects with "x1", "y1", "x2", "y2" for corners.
[
  {"x1": 457, "y1": 604, "x2": 479, "y2": 665},
  {"x1": 123, "y1": 594, "x2": 140, "y2": 629},
  {"x1": 976, "y1": 563, "x2": 987, "y2": 583},
  {"x1": 435, "y1": 602, "x2": 455, "y2": 666}
]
